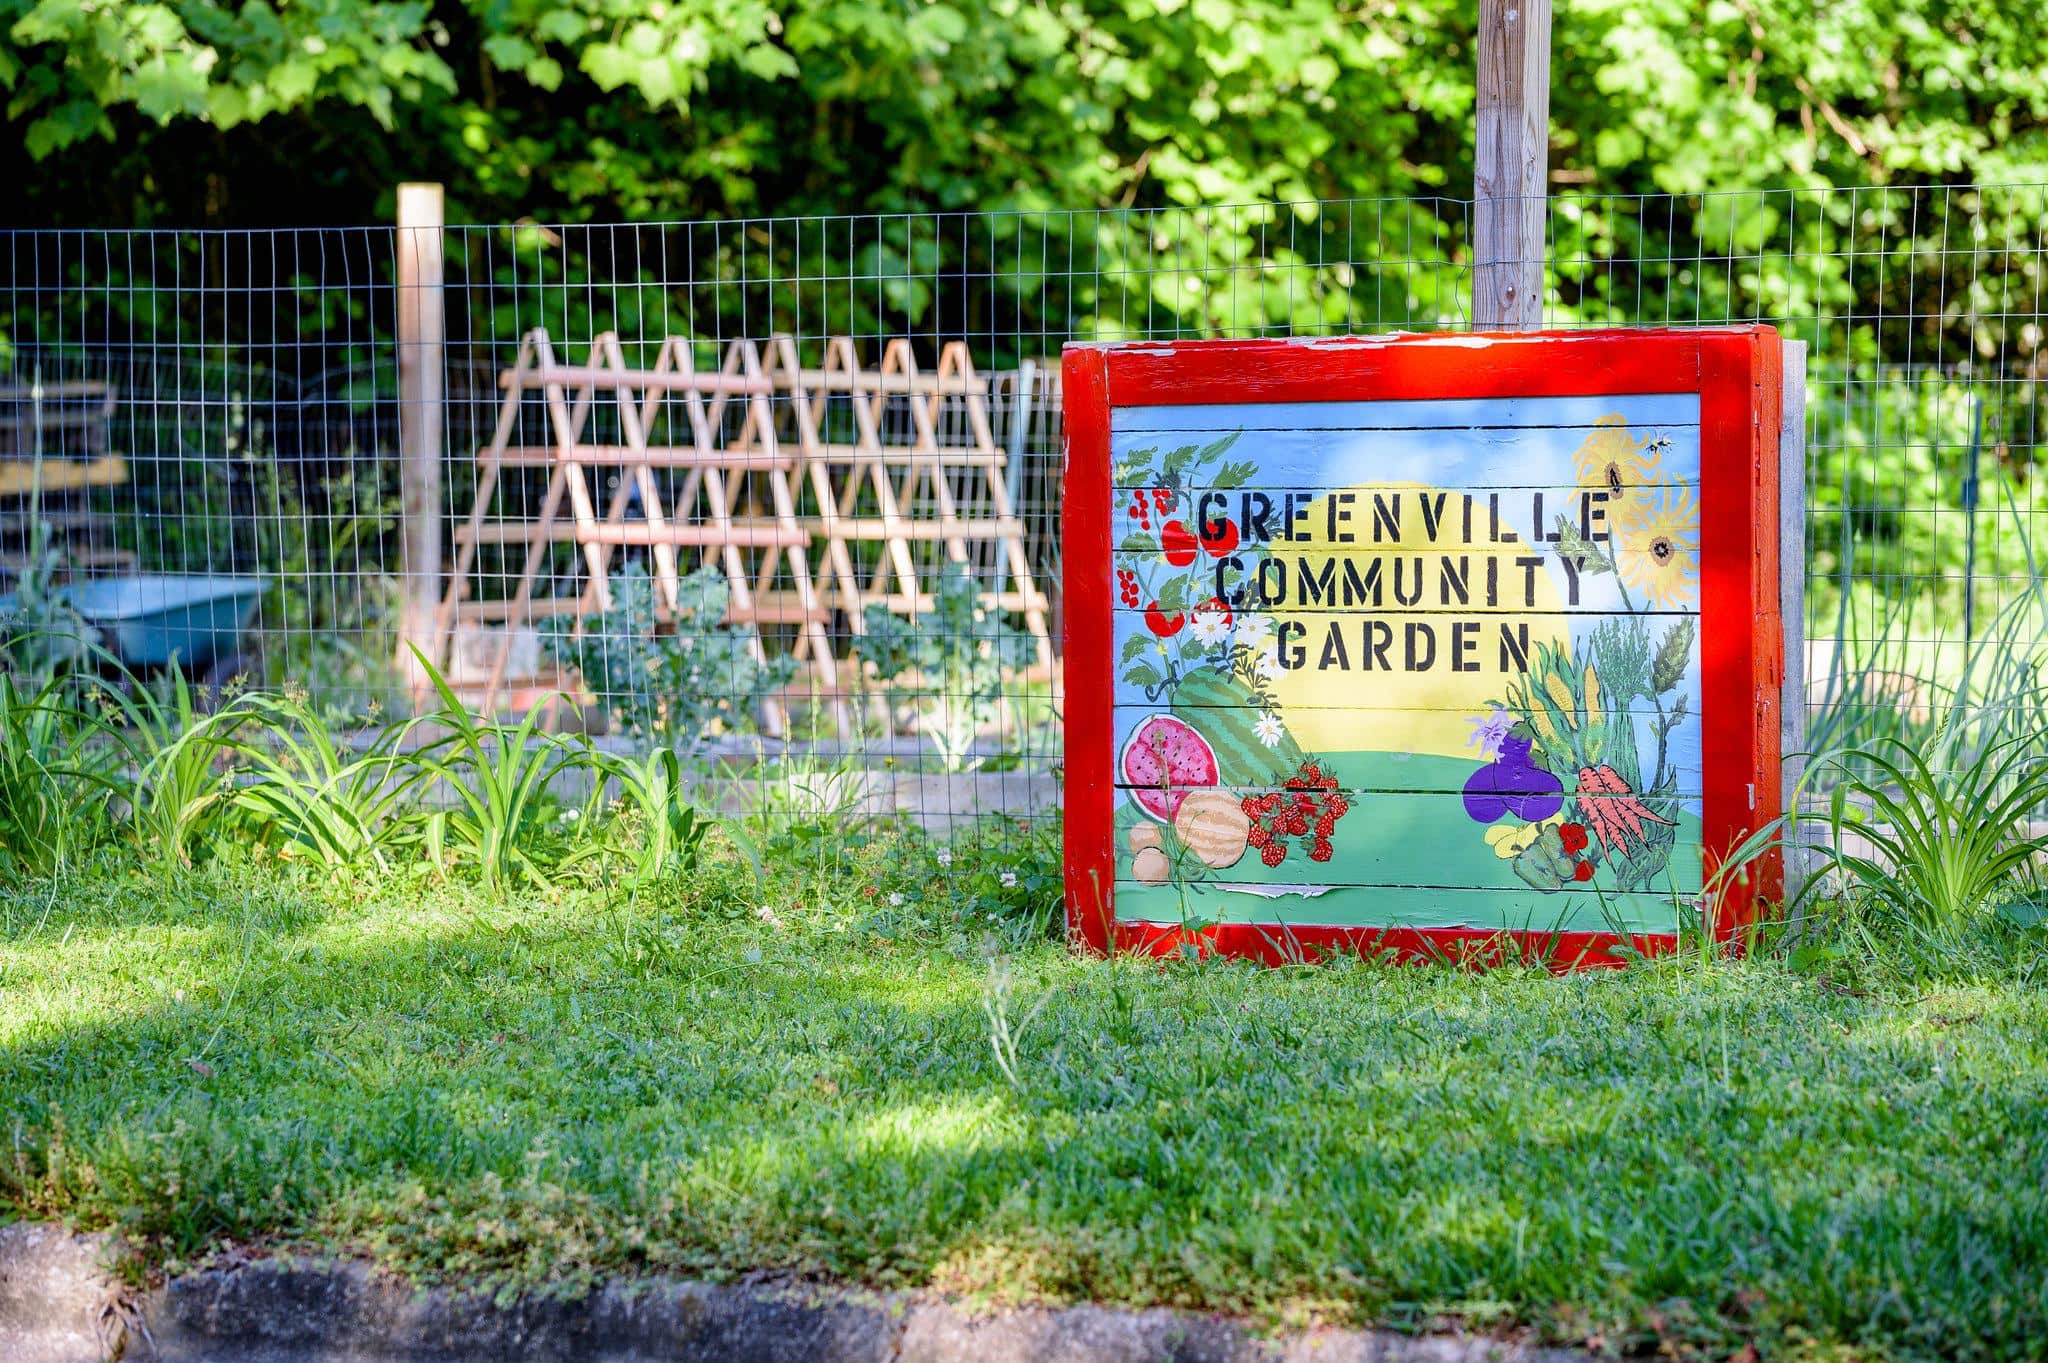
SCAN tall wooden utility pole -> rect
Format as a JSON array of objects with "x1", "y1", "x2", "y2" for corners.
[
  {"x1": 1473, "y1": 0, "x2": 1553, "y2": 329},
  {"x1": 396, "y1": 182, "x2": 445, "y2": 678}
]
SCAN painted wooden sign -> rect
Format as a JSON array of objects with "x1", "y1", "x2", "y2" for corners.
[{"x1": 1061, "y1": 330, "x2": 1784, "y2": 966}]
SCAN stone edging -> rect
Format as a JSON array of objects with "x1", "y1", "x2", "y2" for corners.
[{"x1": 2, "y1": 1223, "x2": 1590, "y2": 1363}]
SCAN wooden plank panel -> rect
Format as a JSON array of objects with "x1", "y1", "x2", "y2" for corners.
[
  {"x1": 1114, "y1": 728, "x2": 1703, "y2": 789},
  {"x1": 1110, "y1": 425, "x2": 1702, "y2": 487},
  {"x1": 1094, "y1": 386, "x2": 1708, "y2": 940},
  {"x1": 1108, "y1": 785, "x2": 1703, "y2": 893},
  {"x1": 1111, "y1": 882, "x2": 1686, "y2": 936}
]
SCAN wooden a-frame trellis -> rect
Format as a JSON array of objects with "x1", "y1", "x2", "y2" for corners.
[
  {"x1": 759, "y1": 335, "x2": 1052, "y2": 668},
  {"x1": 428, "y1": 328, "x2": 841, "y2": 731}
]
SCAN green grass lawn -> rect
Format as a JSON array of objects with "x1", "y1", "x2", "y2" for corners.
[{"x1": 3, "y1": 851, "x2": 2045, "y2": 1363}]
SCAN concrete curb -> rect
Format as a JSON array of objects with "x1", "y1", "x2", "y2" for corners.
[{"x1": 2, "y1": 1223, "x2": 1588, "y2": 1363}]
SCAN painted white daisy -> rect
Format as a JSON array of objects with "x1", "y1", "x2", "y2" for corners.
[
  {"x1": 1253, "y1": 713, "x2": 1285, "y2": 748},
  {"x1": 1188, "y1": 607, "x2": 1231, "y2": 645},
  {"x1": 1232, "y1": 613, "x2": 1269, "y2": 646},
  {"x1": 1255, "y1": 646, "x2": 1284, "y2": 681},
  {"x1": 1000, "y1": 871, "x2": 1018, "y2": 888}
]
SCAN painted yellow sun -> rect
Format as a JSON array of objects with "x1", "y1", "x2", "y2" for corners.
[
  {"x1": 1611, "y1": 483, "x2": 1700, "y2": 609},
  {"x1": 1265, "y1": 484, "x2": 1567, "y2": 758}
]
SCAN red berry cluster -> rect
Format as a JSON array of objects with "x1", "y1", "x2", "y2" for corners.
[
  {"x1": 1116, "y1": 567, "x2": 1140, "y2": 608},
  {"x1": 1240, "y1": 762, "x2": 1349, "y2": 867},
  {"x1": 1128, "y1": 487, "x2": 1174, "y2": 528}
]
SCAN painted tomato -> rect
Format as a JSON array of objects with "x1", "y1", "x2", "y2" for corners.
[
  {"x1": 1160, "y1": 520, "x2": 1199, "y2": 567},
  {"x1": 1144, "y1": 603, "x2": 1185, "y2": 637},
  {"x1": 1200, "y1": 517, "x2": 1240, "y2": 557}
]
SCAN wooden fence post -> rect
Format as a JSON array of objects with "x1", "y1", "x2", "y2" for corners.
[
  {"x1": 1473, "y1": 0, "x2": 1552, "y2": 329},
  {"x1": 396, "y1": 182, "x2": 445, "y2": 681}
]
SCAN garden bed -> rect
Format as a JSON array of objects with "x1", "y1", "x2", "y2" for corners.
[{"x1": 2, "y1": 856, "x2": 2043, "y2": 1363}]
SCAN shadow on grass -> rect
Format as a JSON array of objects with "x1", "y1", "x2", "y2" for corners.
[{"x1": 3, "y1": 866, "x2": 2046, "y2": 1360}]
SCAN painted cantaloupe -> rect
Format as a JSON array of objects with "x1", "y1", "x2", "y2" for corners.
[{"x1": 1173, "y1": 789, "x2": 1252, "y2": 868}]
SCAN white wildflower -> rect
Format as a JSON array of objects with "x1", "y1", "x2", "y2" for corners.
[
  {"x1": 889, "y1": 892, "x2": 905, "y2": 907},
  {"x1": 936, "y1": 848, "x2": 954, "y2": 868},
  {"x1": 1187, "y1": 606, "x2": 1231, "y2": 645},
  {"x1": 1000, "y1": 871, "x2": 1018, "y2": 888}
]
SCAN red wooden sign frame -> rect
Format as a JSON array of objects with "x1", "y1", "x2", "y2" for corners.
[{"x1": 1061, "y1": 328, "x2": 1784, "y2": 967}]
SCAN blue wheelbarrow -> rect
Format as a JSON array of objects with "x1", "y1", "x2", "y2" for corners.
[{"x1": 0, "y1": 573, "x2": 267, "y2": 685}]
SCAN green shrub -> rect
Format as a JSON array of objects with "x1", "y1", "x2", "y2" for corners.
[
  {"x1": 545, "y1": 564, "x2": 793, "y2": 753},
  {"x1": 851, "y1": 562, "x2": 1033, "y2": 772}
]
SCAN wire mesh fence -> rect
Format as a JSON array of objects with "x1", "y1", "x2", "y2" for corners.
[{"x1": 3, "y1": 185, "x2": 2046, "y2": 861}]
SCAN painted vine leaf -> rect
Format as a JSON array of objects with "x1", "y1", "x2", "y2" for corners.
[
  {"x1": 1114, "y1": 447, "x2": 1158, "y2": 484},
  {"x1": 1214, "y1": 459, "x2": 1258, "y2": 489},
  {"x1": 1553, "y1": 514, "x2": 1614, "y2": 576}
]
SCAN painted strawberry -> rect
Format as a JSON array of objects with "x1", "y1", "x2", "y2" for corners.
[{"x1": 1161, "y1": 520, "x2": 1199, "y2": 567}]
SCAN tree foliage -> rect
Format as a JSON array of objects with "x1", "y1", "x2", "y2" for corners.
[{"x1": 2, "y1": 0, "x2": 2041, "y2": 230}]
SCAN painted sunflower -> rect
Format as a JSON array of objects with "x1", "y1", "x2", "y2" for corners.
[
  {"x1": 1612, "y1": 483, "x2": 1700, "y2": 609},
  {"x1": 1571, "y1": 416, "x2": 1666, "y2": 506}
]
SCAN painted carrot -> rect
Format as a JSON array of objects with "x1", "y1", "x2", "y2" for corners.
[{"x1": 1574, "y1": 764, "x2": 1675, "y2": 854}]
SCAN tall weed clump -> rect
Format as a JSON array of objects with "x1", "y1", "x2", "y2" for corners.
[
  {"x1": 0, "y1": 630, "x2": 735, "y2": 901},
  {"x1": 1803, "y1": 729, "x2": 2048, "y2": 956},
  {"x1": 0, "y1": 669, "x2": 123, "y2": 878}
]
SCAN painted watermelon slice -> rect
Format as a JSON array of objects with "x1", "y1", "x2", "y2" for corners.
[{"x1": 1120, "y1": 714, "x2": 1220, "y2": 821}]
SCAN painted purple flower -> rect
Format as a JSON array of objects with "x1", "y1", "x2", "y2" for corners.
[{"x1": 1465, "y1": 706, "x2": 1514, "y2": 760}]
